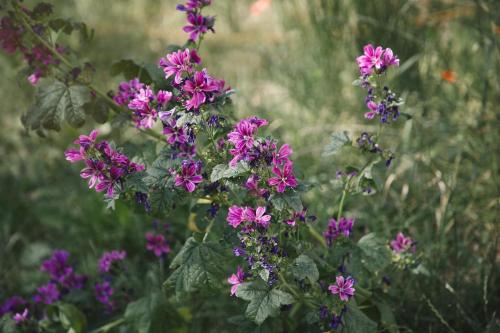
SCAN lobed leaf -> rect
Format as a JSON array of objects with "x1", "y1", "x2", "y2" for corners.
[
  {"x1": 323, "y1": 131, "x2": 351, "y2": 156},
  {"x1": 22, "y1": 79, "x2": 91, "y2": 132},
  {"x1": 210, "y1": 161, "x2": 250, "y2": 183},
  {"x1": 290, "y1": 254, "x2": 319, "y2": 284},
  {"x1": 236, "y1": 281, "x2": 294, "y2": 325},
  {"x1": 164, "y1": 237, "x2": 227, "y2": 295}
]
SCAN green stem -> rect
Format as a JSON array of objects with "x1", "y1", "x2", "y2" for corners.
[
  {"x1": 89, "y1": 317, "x2": 125, "y2": 333},
  {"x1": 337, "y1": 180, "x2": 350, "y2": 220},
  {"x1": 202, "y1": 219, "x2": 215, "y2": 242},
  {"x1": 277, "y1": 272, "x2": 300, "y2": 300},
  {"x1": 307, "y1": 224, "x2": 327, "y2": 249}
]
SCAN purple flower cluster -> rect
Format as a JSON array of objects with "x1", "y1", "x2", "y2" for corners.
[
  {"x1": 323, "y1": 217, "x2": 355, "y2": 246},
  {"x1": 94, "y1": 281, "x2": 115, "y2": 311},
  {"x1": 98, "y1": 250, "x2": 127, "y2": 273},
  {"x1": 227, "y1": 117, "x2": 298, "y2": 193},
  {"x1": 145, "y1": 232, "x2": 171, "y2": 258},
  {"x1": 319, "y1": 305, "x2": 347, "y2": 330},
  {"x1": 176, "y1": 1, "x2": 215, "y2": 42},
  {"x1": 356, "y1": 44, "x2": 399, "y2": 76},
  {"x1": 356, "y1": 44, "x2": 402, "y2": 123},
  {"x1": 39, "y1": 250, "x2": 87, "y2": 294},
  {"x1": 65, "y1": 130, "x2": 145, "y2": 198},
  {"x1": 0, "y1": 7, "x2": 68, "y2": 85},
  {"x1": 0, "y1": 296, "x2": 26, "y2": 318},
  {"x1": 328, "y1": 275, "x2": 356, "y2": 302}
]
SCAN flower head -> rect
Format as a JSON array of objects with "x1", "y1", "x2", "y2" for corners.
[
  {"x1": 227, "y1": 205, "x2": 247, "y2": 228},
  {"x1": 227, "y1": 266, "x2": 245, "y2": 296},
  {"x1": 328, "y1": 276, "x2": 355, "y2": 302},
  {"x1": 174, "y1": 160, "x2": 203, "y2": 192},
  {"x1": 246, "y1": 206, "x2": 272, "y2": 228},
  {"x1": 183, "y1": 70, "x2": 219, "y2": 110},
  {"x1": 390, "y1": 232, "x2": 413, "y2": 253},
  {"x1": 98, "y1": 250, "x2": 127, "y2": 273},
  {"x1": 183, "y1": 13, "x2": 214, "y2": 42},
  {"x1": 268, "y1": 163, "x2": 297, "y2": 193},
  {"x1": 33, "y1": 283, "x2": 60, "y2": 305},
  {"x1": 95, "y1": 281, "x2": 115, "y2": 310},
  {"x1": 159, "y1": 48, "x2": 201, "y2": 84},
  {"x1": 146, "y1": 232, "x2": 171, "y2": 257},
  {"x1": 13, "y1": 308, "x2": 29, "y2": 324}
]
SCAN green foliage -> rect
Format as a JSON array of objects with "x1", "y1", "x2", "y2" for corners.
[
  {"x1": 340, "y1": 305, "x2": 377, "y2": 333},
  {"x1": 21, "y1": 79, "x2": 91, "y2": 132},
  {"x1": 290, "y1": 254, "x2": 319, "y2": 284},
  {"x1": 210, "y1": 162, "x2": 250, "y2": 183},
  {"x1": 164, "y1": 237, "x2": 227, "y2": 295},
  {"x1": 356, "y1": 233, "x2": 391, "y2": 274},
  {"x1": 236, "y1": 281, "x2": 294, "y2": 325},
  {"x1": 323, "y1": 131, "x2": 351, "y2": 156},
  {"x1": 125, "y1": 292, "x2": 184, "y2": 333},
  {"x1": 269, "y1": 191, "x2": 303, "y2": 212}
]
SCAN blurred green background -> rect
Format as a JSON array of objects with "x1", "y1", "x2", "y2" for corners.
[{"x1": 1, "y1": 0, "x2": 498, "y2": 331}]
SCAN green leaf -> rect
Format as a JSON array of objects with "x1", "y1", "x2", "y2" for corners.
[
  {"x1": 323, "y1": 131, "x2": 351, "y2": 156},
  {"x1": 110, "y1": 59, "x2": 152, "y2": 83},
  {"x1": 125, "y1": 292, "x2": 184, "y2": 333},
  {"x1": 340, "y1": 305, "x2": 377, "y2": 333},
  {"x1": 164, "y1": 237, "x2": 227, "y2": 295},
  {"x1": 22, "y1": 80, "x2": 91, "y2": 132},
  {"x1": 210, "y1": 162, "x2": 250, "y2": 183},
  {"x1": 83, "y1": 98, "x2": 109, "y2": 124},
  {"x1": 0, "y1": 316, "x2": 17, "y2": 333},
  {"x1": 291, "y1": 254, "x2": 319, "y2": 284},
  {"x1": 57, "y1": 303, "x2": 87, "y2": 333},
  {"x1": 357, "y1": 233, "x2": 391, "y2": 273},
  {"x1": 269, "y1": 191, "x2": 302, "y2": 212},
  {"x1": 236, "y1": 281, "x2": 295, "y2": 325},
  {"x1": 143, "y1": 63, "x2": 170, "y2": 91},
  {"x1": 374, "y1": 299, "x2": 398, "y2": 333}
]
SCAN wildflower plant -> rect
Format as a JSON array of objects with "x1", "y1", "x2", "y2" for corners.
[{"x1": 0, "y1": 1, "x2": 424, "y2": 332}]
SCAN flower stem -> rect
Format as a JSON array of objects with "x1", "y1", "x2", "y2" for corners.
[
  {"x1": 202, "y1": 219, "x2": 215, "y2": 242},
  {"x1": 89, "y1": 317, "x2": 125, "y2": 333}
]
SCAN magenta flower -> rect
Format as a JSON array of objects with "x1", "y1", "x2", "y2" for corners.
[
  {"x1": 74, "y1": 129, "x2": 99, "y2": 150},
  {"x1": 163, "y1": 118, "x2": 188, "y2": 145},
  {"x1": 272, "y1": 144, "x2": 293, "y2": 166},
  {"x1": 13, "y1": 308, "x2": 29, "y2": 324},
  {"x1": 177, "y1": 0, "x2": 212, "y2": 11},
  {"x1": 227, "y1": 119, "x2": 256, "y2": 151},
  {"x1": 365, "y1": 100, "x2": 378, "y2": 119},
  {"x1": 0, "y1": 17, "x2": 24, "y2": 54},
  {"x1": 268, "y1": 163, "x2": 297, "y2": 193},
  {"x1": 246, "y1": 206, "x2": 272, "y2": 228},
  {"x1": 183, "y1": 13, "x2": 211, "y2": 42},
  {"x1": 183, "y1": 70, "x2": 219, "y2": 110},
  {"x1": 156, "y1": 90, "x2": 173, "y2": 106},
  {"x1": 323, "y1": 217, "x2": 355, "y2": 246},
  {"x1": 113, "y1": 78, "x2": 145, "y2": 106},
  {"x1": 227, "y1": 266, "x2": 245, "y2": 296},
  {"x1": 174, "y1": 160, "x2": 203, "y2": 192},
  {"x1": 382, "y1": 48, "x2": 399, "y2": 68},
  {"x1": 128, "y1": 86, "x2": 158, "y2": 129},
  {"x1": 64, "y1": 147, "x2": 85, "y2": 163},
  {"x1": 390, "y1": 232, "x2": 413, "y2": 253},
  {"x1": 27, "y1": 69, "x2": 42, "y2": 86},
  {"x1": 80, "y1": 160, "x2": 105, "y2": 189},
  {"x1": 98, "y1": 250, "x2": 126, "y2": 273},
  {"x1": 328, "y1": 276, "x2": 356, "y2": 302},
  {"x1": 227, "y1": 205, "x2": 246, "y2": 228},
  {"x1": 356, "y1": 44, "x2": 384, "y2": 75},
  {"x1": 145, "y1": 232, "x2": 171, "y2": 257},
  {"x1": 159, "y1": 48, "x2": 201, "y2": 85},
  {"x1": 33, "y1": 283, "x2": 60, "y2": 305}
]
